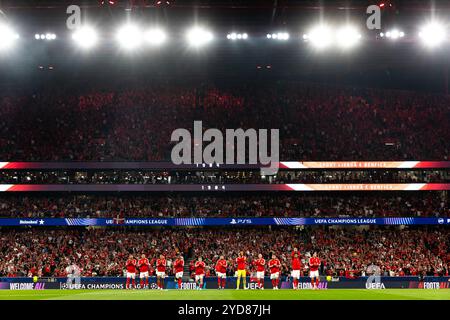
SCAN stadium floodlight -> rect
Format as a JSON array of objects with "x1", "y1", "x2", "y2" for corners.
[
  {"x1": 384, "y1": 29, "x2": 405, "y2": 40},
  {"x1": 116, "y1": 24, "x2": 142, "y2": 50},
  {"x1": 35, "y1": 33, "x2": 56, "y2": 41},
  {"x1": 145, "y1": 28, "x2": 166, "y2": 46},
  {"x1": 0, "y1": 25, "x2": 19, "y2": 50},
  {"x1": 228, "y1": 32, "x2": 237, "y2": 40},
  {"x1": 186, "y1": 27, "x2": 213, "y2": 47},
  {"x1": 419, "y1": 22, "x2": 446, "y2": 48},
  {"x1": 227, "y1": 32, "x2": 248, "y2": 40},
  {"x1": 336, "y1": 25, "x2": 361, "y2": 49},
  {"x1": 72, "y1": 26, "x2": 98, "y2": 49},
  {"x1": 278, "y1": 32, "x2": 289, "y2": 40},
  {"x1": 267, "y1": 32, "x2": 289, "y2": 41},
  {"x1": 304, "y1": 25, "x2": 333, "y2": 49},
  {"x1": 44, "y1": 33, "x2": 56, "y2": 40}
]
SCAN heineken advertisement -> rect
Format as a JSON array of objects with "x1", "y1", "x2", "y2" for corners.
[{"x1": 0, "y1": 217, "x2": 448, "y2": 226}]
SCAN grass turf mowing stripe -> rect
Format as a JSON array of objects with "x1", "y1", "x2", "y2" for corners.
[{"x1": 0, "y1": 289, "x2": 448, "y2": 300}]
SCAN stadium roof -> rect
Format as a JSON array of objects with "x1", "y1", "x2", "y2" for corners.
[{"x1": 0, "y1": 0, "x2": 449, "y2": 92}]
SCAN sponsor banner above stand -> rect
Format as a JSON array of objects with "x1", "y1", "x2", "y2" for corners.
[
  {"x1": 1, "y1": 161, "x2": 450, "y2": 170},
  {"x1": 1, "y1": 183, "x2": 450, "y2": 192},
  {"x1": 0, "y1": 217, "x2": 448, "y2": 226}
]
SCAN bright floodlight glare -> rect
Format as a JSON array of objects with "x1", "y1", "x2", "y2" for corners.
[
  {"x1": 145, "y1": 28, "x2": 166, "y2": 45},
  {"x1": 419, "y1": 23, "x2": 446, "y2": 47},
  {"x1": 385, "y1": 29, "x2": 404, "y2": 40},
  {"x1": 42, "y1": 33, "x2": 56, "y2": 40},
  {"x1": 336, "y1": 26, "x2": 361, "y2": 49},
  {"x1": 72, "y1": 26, "x2": 98, "y2": 49},
  {"x1": 268, "y1": 32, "x2": 289, "y2": 40},
  {"x1": 186, "y1": 27, "x2": 213, "y2": 47},
  {"x1": 0, "y1": 25, "x2": 19, "y2": 50},
  {"x1": 117, "y1": 24, "x2": 142, "y2": 49},
  {"x1": 307, "y1": 25, "x2": 333, "y2": 49},
  {"x1": 227, "y1": 32, "x2": 248, "y2": 40},
  {"x1": 278, "y1": 32, "x2": 289, "y2": 40}
]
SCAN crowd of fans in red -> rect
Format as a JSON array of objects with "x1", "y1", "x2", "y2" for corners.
[
  {"x1": 0, "y1": 169, "x2": 448, "y2": 184},
  {"x1": 0, "y1": 193, "x2": 447, "y2": 218},
  {"x1": 0, "y1": 227, "x2": 448, "y2": 278},
  {"x1": 0, "y1": 82, "x2": 448, "y2": 281},
  {"x1": 0, "y1": 82, "x2": 449, "y2": 161}
]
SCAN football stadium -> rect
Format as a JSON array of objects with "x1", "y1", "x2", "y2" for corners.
[{"x1": 0, "y1": 0, "x2": 449, "y2": 303}]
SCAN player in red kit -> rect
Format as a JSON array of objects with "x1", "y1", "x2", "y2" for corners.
[
  {"x1": 173, "y1": 255, "x2": 185, "y2": 289},
  {"x1": 215, "y1": 255, "x2": 227, "y2": 289},
  {"x1": 253, "y1": 253, "x2": 266, "y2": 290},
  {"x1": 156, "y1": 254, "x2": 167, "y2": 290},
  {"x1": 236, "y1": 251, "x2": 247, "y2": 290},
  {"x1": 138, "y1": 254, "x2": 150, "y2": 289},
  {"x1": 291, "y1": 252, "x2": 302, "y2": 290},
  {"x1": 194, "y1": 257, "x2": 206, "y2": 290},
  {"x1": 268, "y1": 254, "x2": 281, "y2": 290},
  {"x1": 309, "y1": 252, "x2": 321, "y2": 289},
  {"x1": 125, "y1": 255, "x2": 137, "y2": 289}
]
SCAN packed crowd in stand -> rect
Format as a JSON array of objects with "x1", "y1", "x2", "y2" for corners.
[
  {"x1": 0, "y1": 227, "x2": 448, "y2": 278},
  {"x1": 0, "y1": 82, "x2": 449, "y2": 161},
  {"x1": 0, "y1": 193, "x2": 448, "y2": 218},
  {"x1": 0, "y1": 169, "x2": 448, "y2": 184},
  {"x1": 0, "y1": 82, "x2": 448, "y2": 283}
]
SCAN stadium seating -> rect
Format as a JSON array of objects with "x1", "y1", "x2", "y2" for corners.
[
  {"x1": 0, "y1": 193, "x2": 448, "y2": 218},
  {"x1": 0, "y1": 227, "x2": 447, "y2": 278},
  {"x1": 0, "y1": 82, "x2": 449, "y2": 161}
]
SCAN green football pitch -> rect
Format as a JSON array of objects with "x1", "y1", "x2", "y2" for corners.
[{"x1": 0, "y1": 289, "x2": 448, "y2": 300}]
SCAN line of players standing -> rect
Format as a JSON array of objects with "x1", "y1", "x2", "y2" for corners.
[{"x1": 125, "y1": 248, "x2": 321, "y2": 290}]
